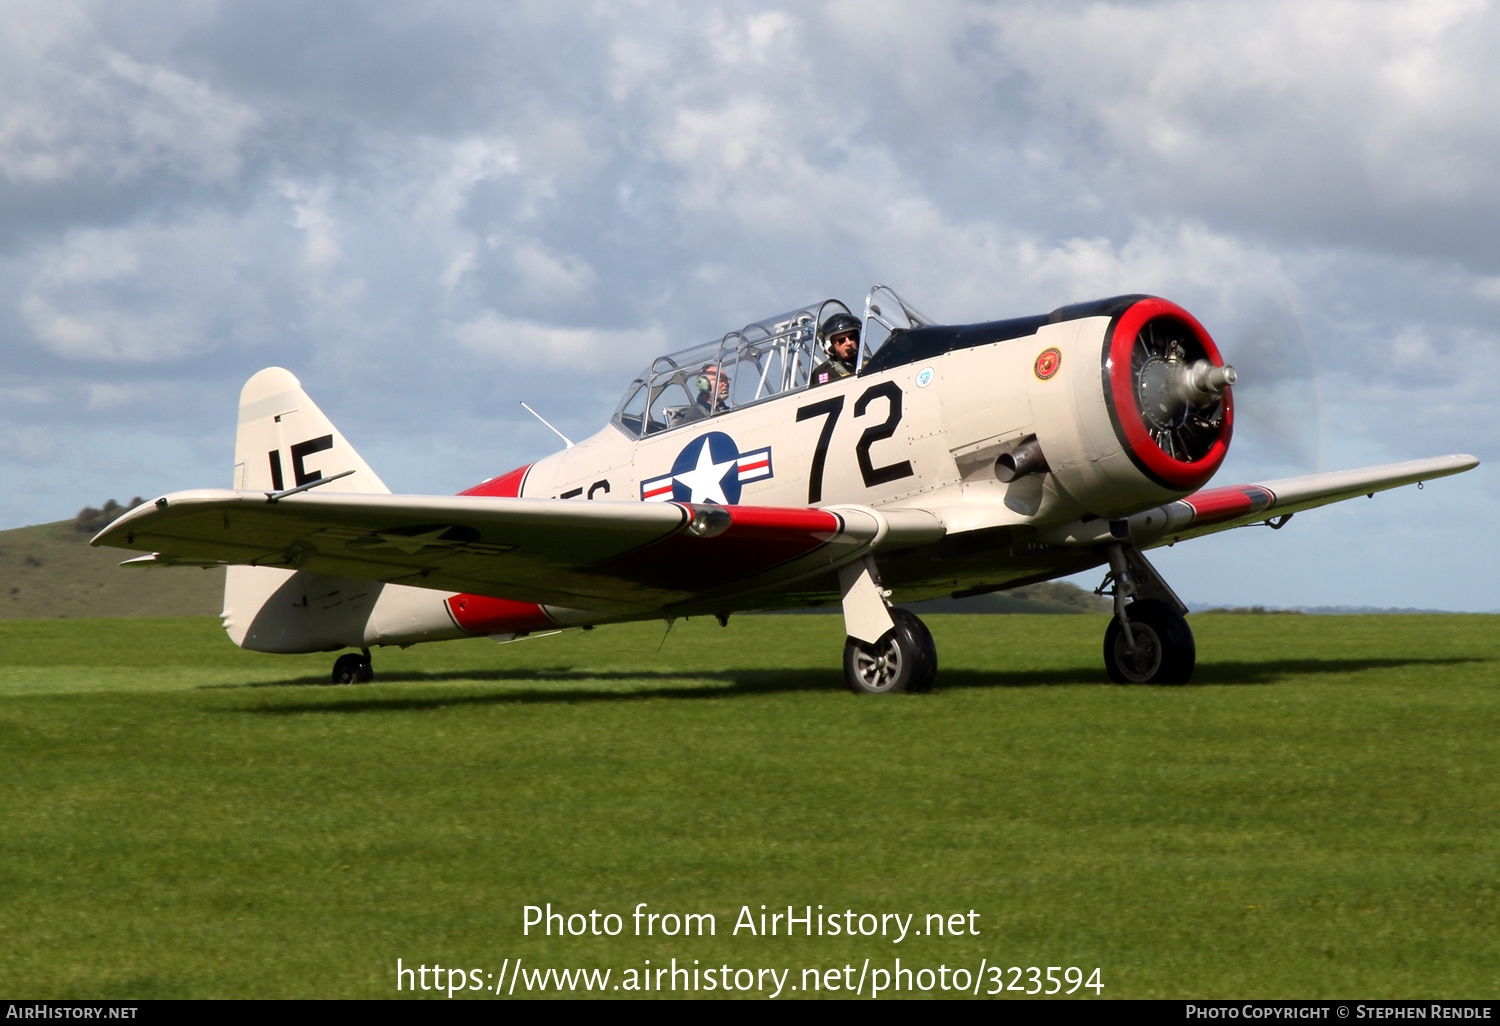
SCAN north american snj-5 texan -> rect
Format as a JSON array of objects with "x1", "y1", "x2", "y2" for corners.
[{"x1": 94, "y1": 287, "x2": 1477, "y2": 692}]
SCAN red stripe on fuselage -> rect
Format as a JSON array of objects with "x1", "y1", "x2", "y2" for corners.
[
  {"x1": 451, "y1": 464, "x2": 546, "y2": 631},
  {"x1": 447, "y1": 593, "x2": 558, "y2": 636},
  {"x1": 577, "y1": 505, "x2": 841, "y2": 594},
  {"x1": 460, "y1": 463, "x2": 531, "y2": 497}
]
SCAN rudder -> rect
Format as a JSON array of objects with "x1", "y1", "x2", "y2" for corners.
[{"x1": 232, "y1": 366, "x2": 390, "y2": 495}]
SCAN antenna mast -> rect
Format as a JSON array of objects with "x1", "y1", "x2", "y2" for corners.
[{"x1": 519, "y1": 402, "x2": 575, "y2": 449}]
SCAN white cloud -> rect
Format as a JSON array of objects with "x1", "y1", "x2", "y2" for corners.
[
  {"x1": 0, "y1": 386, "x2": 50, "y2": 407},
  {"x1": 15, "y1": 213, "x2": 278, "y2": 362},
  {"x1": 988, "y1": 0, "x2": 1500, "y2": 252},
  {"x1": 510, "y1": 240, "x2": 598, "y2": 303},
  {"x1": 0, "y1": 425, "x2": 61, "y2": 466},
  {"x1": 449, "y1": 310, "x2": 666, "y2": 373},
  {"x1": 410, "y1": 135, "x2": 521, "y2": 226},
  {"x1": 85, "y1": 381, "x2": 172, "y2": 410},
  {"x1": 1473, "y1": 276, "x2": 1500, "y2": 303},
  {"x1": 0, "y1": 42, "x2": 257, "y2": 186},
  {"x1": 278, "y1": 180, "x2": 343, "y2": 275}
]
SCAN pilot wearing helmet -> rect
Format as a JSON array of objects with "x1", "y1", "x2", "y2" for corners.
[{"x1": 811, "y1": 313, "x2": 861, "y2": 387}]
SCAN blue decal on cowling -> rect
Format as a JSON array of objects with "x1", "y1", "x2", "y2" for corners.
[{"x1": 640, "y1": 431, "x2": 773, "y2": 505}]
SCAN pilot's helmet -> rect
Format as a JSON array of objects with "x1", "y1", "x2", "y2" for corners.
[{"x1": 819, "y1": 312, "x2": 861, "y2": 358}]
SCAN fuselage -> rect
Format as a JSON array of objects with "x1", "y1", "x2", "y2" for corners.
[{"x1": 461, "y1": 297, "x2": 1230, "y2": 619}]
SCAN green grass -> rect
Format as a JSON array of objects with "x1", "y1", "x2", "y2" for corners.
[{"x1": 1, "y1": 614, "x2": 1497, "y2": 999}]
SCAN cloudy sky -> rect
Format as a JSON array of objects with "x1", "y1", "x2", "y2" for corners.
[{"x1": 1, "y1": 0, "x2": 1495, "y2": 609}]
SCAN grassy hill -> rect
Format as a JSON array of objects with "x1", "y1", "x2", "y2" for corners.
[
  {"x1": 899, "y1": 579, "x2": 1111, "y2": 614},
  {"x1": 0, "y1": 519, "x2": 224, "y2": 620}
]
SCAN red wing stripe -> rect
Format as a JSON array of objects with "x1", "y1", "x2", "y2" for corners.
[
  {"x1": 575, "y1": 505, "x2": 843, "y2": 593},
  {"x1": 1184, "y1": 485, "x2": 1275, "y2": 525}
]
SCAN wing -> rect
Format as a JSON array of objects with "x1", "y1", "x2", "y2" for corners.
[
  {"x1": 1163, "y1": 454, "x2": 1479, "y2": 543},
  {"x1": 92, "y1": 490, "x2": 943, "y2": 615},
  {"x1": 1042, "y1": 454, "x2": 1479, "y2": 548}
]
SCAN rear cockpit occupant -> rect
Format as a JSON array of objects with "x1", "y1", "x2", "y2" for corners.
[{"x1": 695, "y1": 364, "x2": 731, "y2": 417}]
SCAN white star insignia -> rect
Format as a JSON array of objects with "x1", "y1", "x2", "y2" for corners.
[{"x1": 672, "y1": 443, "x2": 738, "y2": 505}]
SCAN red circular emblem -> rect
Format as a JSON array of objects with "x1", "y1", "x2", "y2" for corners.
[{"x1": 1034, "y1": 347, "x2": 1061, "y2": 380}]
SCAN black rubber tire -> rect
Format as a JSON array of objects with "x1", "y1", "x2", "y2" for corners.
[
  {"x1": 843, "y1": 608, "x2": 938, "y2": 694},
  {"x1": 1103, "y1": 599, "x2": 1195, "y2": 684},
  {"x1": 331, "y1": 653, "x2": 373, "y2": 685}
]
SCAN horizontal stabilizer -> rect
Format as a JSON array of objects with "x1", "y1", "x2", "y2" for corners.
[{"x1": 119, "y1": 552, "x2": 228, "y2": 569}]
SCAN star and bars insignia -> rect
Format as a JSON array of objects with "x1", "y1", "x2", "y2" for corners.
[{"x1": 640, "y1": 431, "x2": 774, "y2": 505}]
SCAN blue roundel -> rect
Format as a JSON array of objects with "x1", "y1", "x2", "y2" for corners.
[{"x1": 671, "y1": 432, "x2": 744, "y2": 504}]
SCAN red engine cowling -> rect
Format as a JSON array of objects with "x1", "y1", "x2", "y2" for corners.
[{"x1": 1028, "y1": 295, "x2": 1234, "y2": 517}]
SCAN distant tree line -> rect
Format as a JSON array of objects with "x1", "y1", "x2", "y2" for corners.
[{"x1": 74, "y1": 498, "x2": 145, "y2": 533}]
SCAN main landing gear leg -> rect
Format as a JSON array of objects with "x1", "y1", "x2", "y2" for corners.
[
  {"x1": 1098, "y1": 544, "x2": 1195, "y2": 684},
  {"x1": 838, "y1": 556, "x2": 937, "y2": 694},
  {"x1": 331, "y1": 648, "x2": 374, "y2": 685}
]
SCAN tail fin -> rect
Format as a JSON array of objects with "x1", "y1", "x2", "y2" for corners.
[
  {"x1": 231, "y1": 367, "x2": 389, "y2": 494},
  {"x1": 225, "y1": 367, "x2": 389, "y2": 651}
]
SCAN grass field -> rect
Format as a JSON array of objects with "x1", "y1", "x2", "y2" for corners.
[{"x1": 2, "y1": 613, "x2": 1497, "y2": 999}]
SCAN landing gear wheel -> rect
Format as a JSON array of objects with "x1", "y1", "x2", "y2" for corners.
[
  {"x1": 331, "y1": 652, "x2": 374, "y2": 685},
  {"x1": 1103, "y1": 599, "x2": 1195, "y2": 684},
  {"x1": 843, "y1": 608, "x2": 937, "y2": 694}
]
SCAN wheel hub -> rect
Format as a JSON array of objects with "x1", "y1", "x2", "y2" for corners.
[
  {"x1": 1115, "y1": 624, "x2": 1162, "y2": 682},
  {"x1": 854, "y1": 639, "x2": 904, "y2": 693}
]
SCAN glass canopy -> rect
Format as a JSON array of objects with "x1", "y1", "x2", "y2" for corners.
[
  {"x1": 610, "y1": 287, "x2": 933, "y2": 439},
  {"x1": 612, "y1": 300, "x2": 853, "y2": 438}
]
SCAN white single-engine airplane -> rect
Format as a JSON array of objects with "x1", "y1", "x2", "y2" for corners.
[{"x1": 94, "y1": 287, "x2": 1477, "y2": 692}]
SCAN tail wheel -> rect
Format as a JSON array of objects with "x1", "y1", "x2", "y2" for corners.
[
  {"x1": 843, "y1": 608, "x2": 937, "y2": 694},
  {"x1": 1103, "y1": 599, "x2": 1195, "y2": 684},
  {"x1": 331, "y1": 652, "x2": 373, "y2": 685}
]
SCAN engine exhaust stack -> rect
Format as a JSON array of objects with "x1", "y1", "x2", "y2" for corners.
[{"x1": 996, "y1": 435, "x2": 1050, "y2": 483}]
